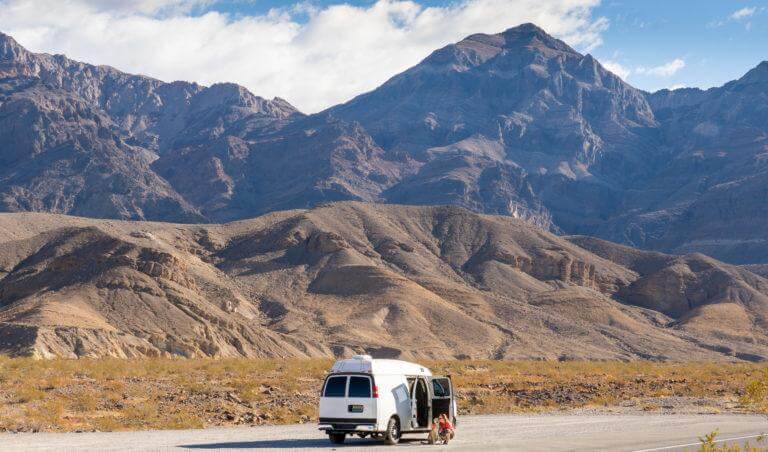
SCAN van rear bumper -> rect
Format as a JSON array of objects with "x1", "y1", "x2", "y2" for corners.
[{"x1": 318, "y1": 417, "x2": 378, "y2": 433}]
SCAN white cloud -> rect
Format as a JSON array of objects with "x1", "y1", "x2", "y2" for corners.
[
  {"x1": 636, "y1": 58, "x2": 685, "y2": 77},
  {"x1": 668, "y1": 83, "x2": 686, "y2": 90},
  {"x1": 77, "y1": 0, "x2": 213, "y2": 15},
  {"x1": 601, "y1": 60, "x2": 630, "y2": 80},
  {"x1": 730, "y1": 7, "x2": 756, "y2": 20},
  {"x1": 0, "y1": 0, "x2": 607, "y2": 113}
]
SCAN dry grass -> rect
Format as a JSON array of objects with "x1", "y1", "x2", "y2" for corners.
[
  {"x1": 0, "y1": 358, "x2": 763, "y2": 433},
  {"x1": 428, "y1": 360, "x2": 764, "y2": 415}
]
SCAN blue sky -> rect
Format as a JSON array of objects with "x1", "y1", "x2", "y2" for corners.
[
  {"x1": 591, "y1": 1, "x2": 768, "y2": 92},
  {"x1": 204, "y1": 0, "x2": 768, "y2": 92},
  {"x1": 1, "y1": 0, "x2": 766, "y2": 111}
]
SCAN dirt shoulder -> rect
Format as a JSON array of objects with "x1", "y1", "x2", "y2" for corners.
[{"x1": 0, "y1": 358, "x2": 764, "y2": 433}]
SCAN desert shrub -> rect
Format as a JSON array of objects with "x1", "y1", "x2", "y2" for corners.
[
  {"x1": 93, "y1": 415, "x2": 122, "y2": 432},
  {"x1": 157, "y1": 410, "x2": 205, "y2": 430},
  {"x1": 24, "y1": 399, "x2": 66, "y2": 429},
  {"x1": 12, "y1": 386, "x2": 46, "y2": 404},
  {"x1": 699, "y1": 430, "x2": 766, "y2": 452},
  {"x1": 121, "y1": 401, "x2": 162, "y2": 428},
  {"x1": 67, "y1": 389, "x2": 99, "y2": 412},
  {"x1": 743, "y1": 369, "x2": 768, "y2": 412}
]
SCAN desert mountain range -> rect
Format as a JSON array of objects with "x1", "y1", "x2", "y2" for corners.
[
  {"x1": 2, "y1": 24, "x2": 768, "y2": 359},
  {"x1": 3, "y1": 24, "x2": 768, "y2": 264}
]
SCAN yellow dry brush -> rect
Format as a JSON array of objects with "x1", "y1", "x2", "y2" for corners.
[{"x1": 0, "y1": 357, "x2": 765, "y2": 433}]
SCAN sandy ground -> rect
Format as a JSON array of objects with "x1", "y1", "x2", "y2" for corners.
[{"x1": 0, "y1": 413, "x2": 765, "y2": 451}]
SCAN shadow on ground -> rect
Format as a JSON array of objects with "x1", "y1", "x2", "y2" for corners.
[{"x1": 181, "y1": 437, "x2": 427, "y2": 449}]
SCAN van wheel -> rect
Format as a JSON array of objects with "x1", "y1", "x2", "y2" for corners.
[
  {"x1": 329, "y1": 433, "x2": 346, "y2": 444},
  {"x1": 384, "y1": 417, "x2": 400, "y2": 445}
]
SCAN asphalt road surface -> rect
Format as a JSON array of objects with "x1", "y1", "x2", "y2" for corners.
[{"x1": 1, "y1": 414, "x2": 765, "y2": 451}]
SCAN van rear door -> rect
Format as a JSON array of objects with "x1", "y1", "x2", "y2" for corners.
[
  {"x1": 319, "y1": 375, "x2": 349, "y2": 420},
  {"x1": 345, "y1": 375, "x2": 376, "y2": 420},
  {"x1": 319, "y1": 374, "x2": 377, "y2": 425},
  {"x1": 428, "y1": 376, "x2": 454, "y2": 422}
]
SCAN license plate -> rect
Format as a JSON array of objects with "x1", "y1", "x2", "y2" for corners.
[{"x1": 348, "y1": 405, "x2": 364, "y2": 413}]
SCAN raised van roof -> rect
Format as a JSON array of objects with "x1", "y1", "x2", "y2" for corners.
[{"x1": 331, "y1": 355, "x2": 432, "y2": 376}]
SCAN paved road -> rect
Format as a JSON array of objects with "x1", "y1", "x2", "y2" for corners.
[{"x1": 1, "y1": 414, "x2": 765, "y2": 451}]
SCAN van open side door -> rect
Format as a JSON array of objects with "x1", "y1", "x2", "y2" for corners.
[{"x1": 410, "y1": 376, "x2": 430, "y2": 429}]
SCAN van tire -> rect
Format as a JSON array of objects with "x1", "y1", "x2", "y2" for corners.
[
  {"x1": 329, "y1": 433, "x2": 346, "y2": 444},
  {"x1": 384, "y1": 417, "x2": 400, "y2": 445}
]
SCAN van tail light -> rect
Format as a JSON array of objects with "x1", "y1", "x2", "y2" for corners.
[{"x1": 372, "y1": 385, "x2": 379, "y2": 398}]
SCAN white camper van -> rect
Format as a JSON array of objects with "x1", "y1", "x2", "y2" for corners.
[{"x1": 318, "y1": 355, "x2": 457, "y2": 445}]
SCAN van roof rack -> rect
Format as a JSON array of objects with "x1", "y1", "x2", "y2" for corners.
[{"x1": 331, "y1": 357, "x2": 432, "y2": 376}]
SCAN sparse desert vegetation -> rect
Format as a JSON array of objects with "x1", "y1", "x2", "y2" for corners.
[{"x1": 0, "y1": 358, "x2": 764, "y2": 433}]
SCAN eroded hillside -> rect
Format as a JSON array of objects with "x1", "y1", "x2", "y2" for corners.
[{"x1": 1, "y1": 202, "x2": 766, "y2": 360}]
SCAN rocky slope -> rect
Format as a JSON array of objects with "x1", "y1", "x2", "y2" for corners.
[
  {"x1": 1, "y1": 202, "x2": 766, "y2": 360},
  {"x1": 629, "y1": 63, "x2": 768, "y2": 262},
  {"x1": 0, "y1": 32, "x2": 300, "y2": 222}
]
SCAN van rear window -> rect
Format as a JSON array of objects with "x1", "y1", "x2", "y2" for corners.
[
  {"x1": 348, "y1": 376, "x2": 371, "y2": 398},
  {"x1": 432, "y1": 378, "x2": 451, "y2": 397},
  {"x1": 324, "y1": 376, "x2": 347, "y2": 397}
]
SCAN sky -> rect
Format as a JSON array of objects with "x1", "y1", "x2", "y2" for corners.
[{"x1": 0, "y1": 0, "x2": 765, "y2": 113}]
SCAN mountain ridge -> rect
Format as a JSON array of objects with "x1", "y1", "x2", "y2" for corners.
[{"x1": 2, "y1": 24, "x2": 768, "y2": 264}]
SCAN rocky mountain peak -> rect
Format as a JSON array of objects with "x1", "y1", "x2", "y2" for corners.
[
  {"x1": 505, "y1": 21, "x2": 547, "y2": 34},
  {"x1": 186, "y1": 83, "x2": 259, "y2": 116},
  {"x1": 736, "y1": 60, "x2": 768, "y2": 85},
  {"x1": 499, "y1": 22, "x2": 577, "y2": 54},
  {"x1": 415, "y1": 23, "x2": 577, "y2": 75},
  {"x1": 323, "y1": 23, "x2": 659, "y2": 235},
  {"x1": 0, "y1": 32, "x2": 27, "y2": 61}
]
